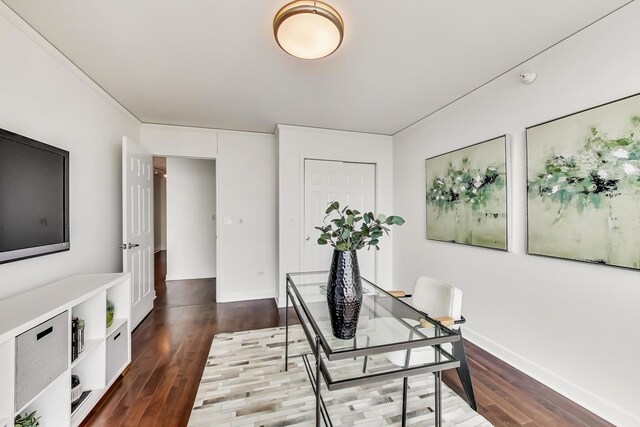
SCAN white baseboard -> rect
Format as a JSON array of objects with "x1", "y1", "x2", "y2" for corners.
[
  {"x1": 165, "y1": 274, "x2": 216, "y2": 281},
  {"x1": 217, "y1": 290, "x2": 276, "y2": 303},
  {"x1": 463, "y1": 327, "x2": 640, "y2": 427}
]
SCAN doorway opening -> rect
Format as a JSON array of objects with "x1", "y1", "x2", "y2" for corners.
[{"x1": 153, "y1": 156, "x2": 217, "y2": 307}]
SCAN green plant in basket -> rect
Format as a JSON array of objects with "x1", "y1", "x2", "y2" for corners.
[
  {"x1": 15, "y1": 411, "x2": 40, "y2": 427},
  {"x1": 106, "y1": 299, "x2": 115, "y2": 328}
]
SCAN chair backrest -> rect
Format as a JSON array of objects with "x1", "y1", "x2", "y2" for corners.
[{"x1": 411, "y1": 276, "x2": 463, "y2": 327}]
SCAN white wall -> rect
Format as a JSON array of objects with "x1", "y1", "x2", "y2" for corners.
[
  {"x1": 277, "y1": 125, "x2": 394, "y2": 306},
  {"x1": 393, "y1": 4, "x2": 640, "y2": 426},
  {"x1": 141, "y1": 124, "x2": 277, "y2": 302},
  {"x1": 165, "y1": 158, "x2": 216, "y2": 280},
  {"x1": 0, "y1": 4, "x2": 140, "y2": 300},
  {"x1": 153, "y1": 174, "x2": 167, "y2": 251},
  {"x1": 141, "y1": 124, "x2": 218, "y2": 158},
  {"x1": 217, "y1": 131, "x2": 277, "y2": 301}
]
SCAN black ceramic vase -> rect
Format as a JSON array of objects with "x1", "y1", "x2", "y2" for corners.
[{"x1": 326, "y1": 249, "x2": 362, "y2": 340}]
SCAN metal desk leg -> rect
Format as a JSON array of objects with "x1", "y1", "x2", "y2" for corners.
[
  {"x1": 434, "y1": 371, "x2": 442, "y2": 427},
  {"x1": 433, "y1": 339, "x2": 442, "y2": 427},
  {"x1": 401, "y1": 344, "x2": 412, "y2": 427},
  {"x1": 452, "y1": 330, "x2": 476, "y2": 410},
  {"x1": 401, "y1": 377, "x2": 408, "y2": 427},
  {"x1": 400, "y1": 338, "x2": 413, "y2": 426},
  {"x1": 285, "y1": 288, "x2": 289, "y2": 371},
  {"x1": 362, "y1": 336, "x2": 371, "y2": 373},
  {"x1": 315, "y1": 335, "x2": 321, "y2": 426}
]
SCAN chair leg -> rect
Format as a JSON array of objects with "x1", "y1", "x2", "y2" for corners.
[{"x1": 452, "y1": 330, "x2": 477, "y2": 411}]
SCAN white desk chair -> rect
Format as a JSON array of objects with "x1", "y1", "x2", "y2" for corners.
[{"x1": 371, "y1": 276, "x2": 477, "y2": 410}]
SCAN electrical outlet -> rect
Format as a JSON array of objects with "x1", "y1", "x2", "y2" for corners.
[{"x1": 257, "y1": 271, "x2": 264, "y2": 276}]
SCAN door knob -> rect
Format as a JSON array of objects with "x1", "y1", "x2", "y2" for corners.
[
  {"x1": 127, "y1": 243, "x2": 140, "y2": 249},
  {"x1": 305, "y1": 236, "x2": 310, "y2": 241}
]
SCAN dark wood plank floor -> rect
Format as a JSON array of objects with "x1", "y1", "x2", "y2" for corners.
[{"x1": 83, "y1": 252, "x2": 611, "y2": 426}]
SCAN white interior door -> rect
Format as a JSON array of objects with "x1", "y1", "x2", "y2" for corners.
[
  {"x1": 304, "y1": 160, "x2": 376, "y2": 281},
  {"x1": 122, "y1": 137, "x2": 154, "y2": 329}
]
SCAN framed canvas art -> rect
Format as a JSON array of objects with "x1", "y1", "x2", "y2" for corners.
[
  {"x1": 527, "y1": 93, "x2": 640, "y2": 270},
  {"x1": 425, "y1": 135, "x2": 508, "y2": 250}
]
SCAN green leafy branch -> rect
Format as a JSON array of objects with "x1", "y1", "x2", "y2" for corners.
[
  {"x1": 15, "y1": 411, "x2": 40, "y2": 427},
  {"x1": 315, "y1": 201, "x2": 405, "y2": 251}
]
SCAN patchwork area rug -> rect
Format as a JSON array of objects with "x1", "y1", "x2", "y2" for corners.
[{"x1": 189, "y1": 326, "x2": 491, "y2": 426}]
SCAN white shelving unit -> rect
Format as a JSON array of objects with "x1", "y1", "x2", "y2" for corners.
[
  {"x1": 71, "y1": 338, "x2": 101, "y2": 369},
  {"x1": 107, "y1": 279, "x2": 129, "y2": 335},
  {"x1": 0, "y1": 273, "x2": 131, "y2": 427},
  {"x1": 0, "y1": 338, "x2": 13, "y2": 427},
  {"x1": 106, "y1": 317, "x2": 127, "y2": 339},
  {"x1": 17, "y1": 372, "x2": 69, "y2": 425}
]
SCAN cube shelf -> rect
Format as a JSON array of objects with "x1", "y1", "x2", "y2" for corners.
[
  {"x1": 16, "y1": 371, "x2": 69, "y2": 426},
  {"x1": 71, "y1": 338, "x2": 102, "y2": 369},
  {"x1": 0, "y1": 273, "x2": 131, "y2": 427},
  {"x1": 70, "y1": 391, "x2": 92, "y2": 417}
]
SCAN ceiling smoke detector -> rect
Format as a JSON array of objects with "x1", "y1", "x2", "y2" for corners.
[{"x1": 519, "y1": 72, "x2": 537, "y2": 84}]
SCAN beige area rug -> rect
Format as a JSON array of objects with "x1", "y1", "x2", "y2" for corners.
[{"x1": 189, "y1": 326, "x2": 491, "y2": 426}]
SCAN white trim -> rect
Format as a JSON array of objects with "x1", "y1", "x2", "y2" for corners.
[
  {"x1": 214, "y1": 152, "x2": 221, "y2": 304},
  {"x1": 142, "y1": 122, "x2": 272, "y2": 138},
  {"x1": 0, "y1": 2, "x2": 141, "y2": 124},
  {"x1": 463, "y1": 327, "x2": 640, "y2": 427},
  {"x1": 217, "y1": 291, "x2": 276, "y2": 303},
  {"x1": 165, "y1": 274, "x2": 216, "y2": 281}
]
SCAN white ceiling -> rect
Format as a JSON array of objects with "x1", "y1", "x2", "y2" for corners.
[{"x1": 3, "y1": 0, "x2": 632, "y2": 135}]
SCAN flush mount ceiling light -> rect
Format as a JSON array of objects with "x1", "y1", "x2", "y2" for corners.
[{"x1": 273, "y1": 1, "x2": 344, "y2": 60}]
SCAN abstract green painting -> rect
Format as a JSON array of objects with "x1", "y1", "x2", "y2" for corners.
[
  {"x1": 426, "y1": 136, "x2": 508, "y2": 250},
  {"x1": 527, "y1": 93, "x2": 640, "y2": 270}
]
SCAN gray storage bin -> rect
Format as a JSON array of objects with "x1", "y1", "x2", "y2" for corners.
[
  {"x1": 106, "y1": 322, "x2": 128, "y2": 383},
  {"x1": 15, "y1": 311, "x2": 69, "y2": 411}
]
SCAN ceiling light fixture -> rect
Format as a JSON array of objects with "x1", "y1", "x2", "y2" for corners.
[{"x1": 273, "y1": 1, "x2": 344, "y2": 60}]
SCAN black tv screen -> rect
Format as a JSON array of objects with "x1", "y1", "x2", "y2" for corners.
[{"x1": 0, "y1": 128, "x2": 69, "y2": 263}]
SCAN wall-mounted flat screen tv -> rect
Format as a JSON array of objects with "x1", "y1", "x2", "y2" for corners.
[{"x1": 0, "y1": 128, "x2": 69, "y2": 264}]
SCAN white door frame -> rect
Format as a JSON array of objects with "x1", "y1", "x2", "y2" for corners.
[{"x1": 152, "y1": 154, "x2": 220, "y2": 301}]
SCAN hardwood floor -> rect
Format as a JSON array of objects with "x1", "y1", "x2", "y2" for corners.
[
  {"x1": 441, "y1": 342, "x2": 611, "y2": 427},
  {"x1": 84, "y1": 252, "x2": 611, "y2": 426}
]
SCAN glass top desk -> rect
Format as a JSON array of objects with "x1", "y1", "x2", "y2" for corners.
[{"x1": 285, "y1": 272, "x2": 461, "y2": 427}]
